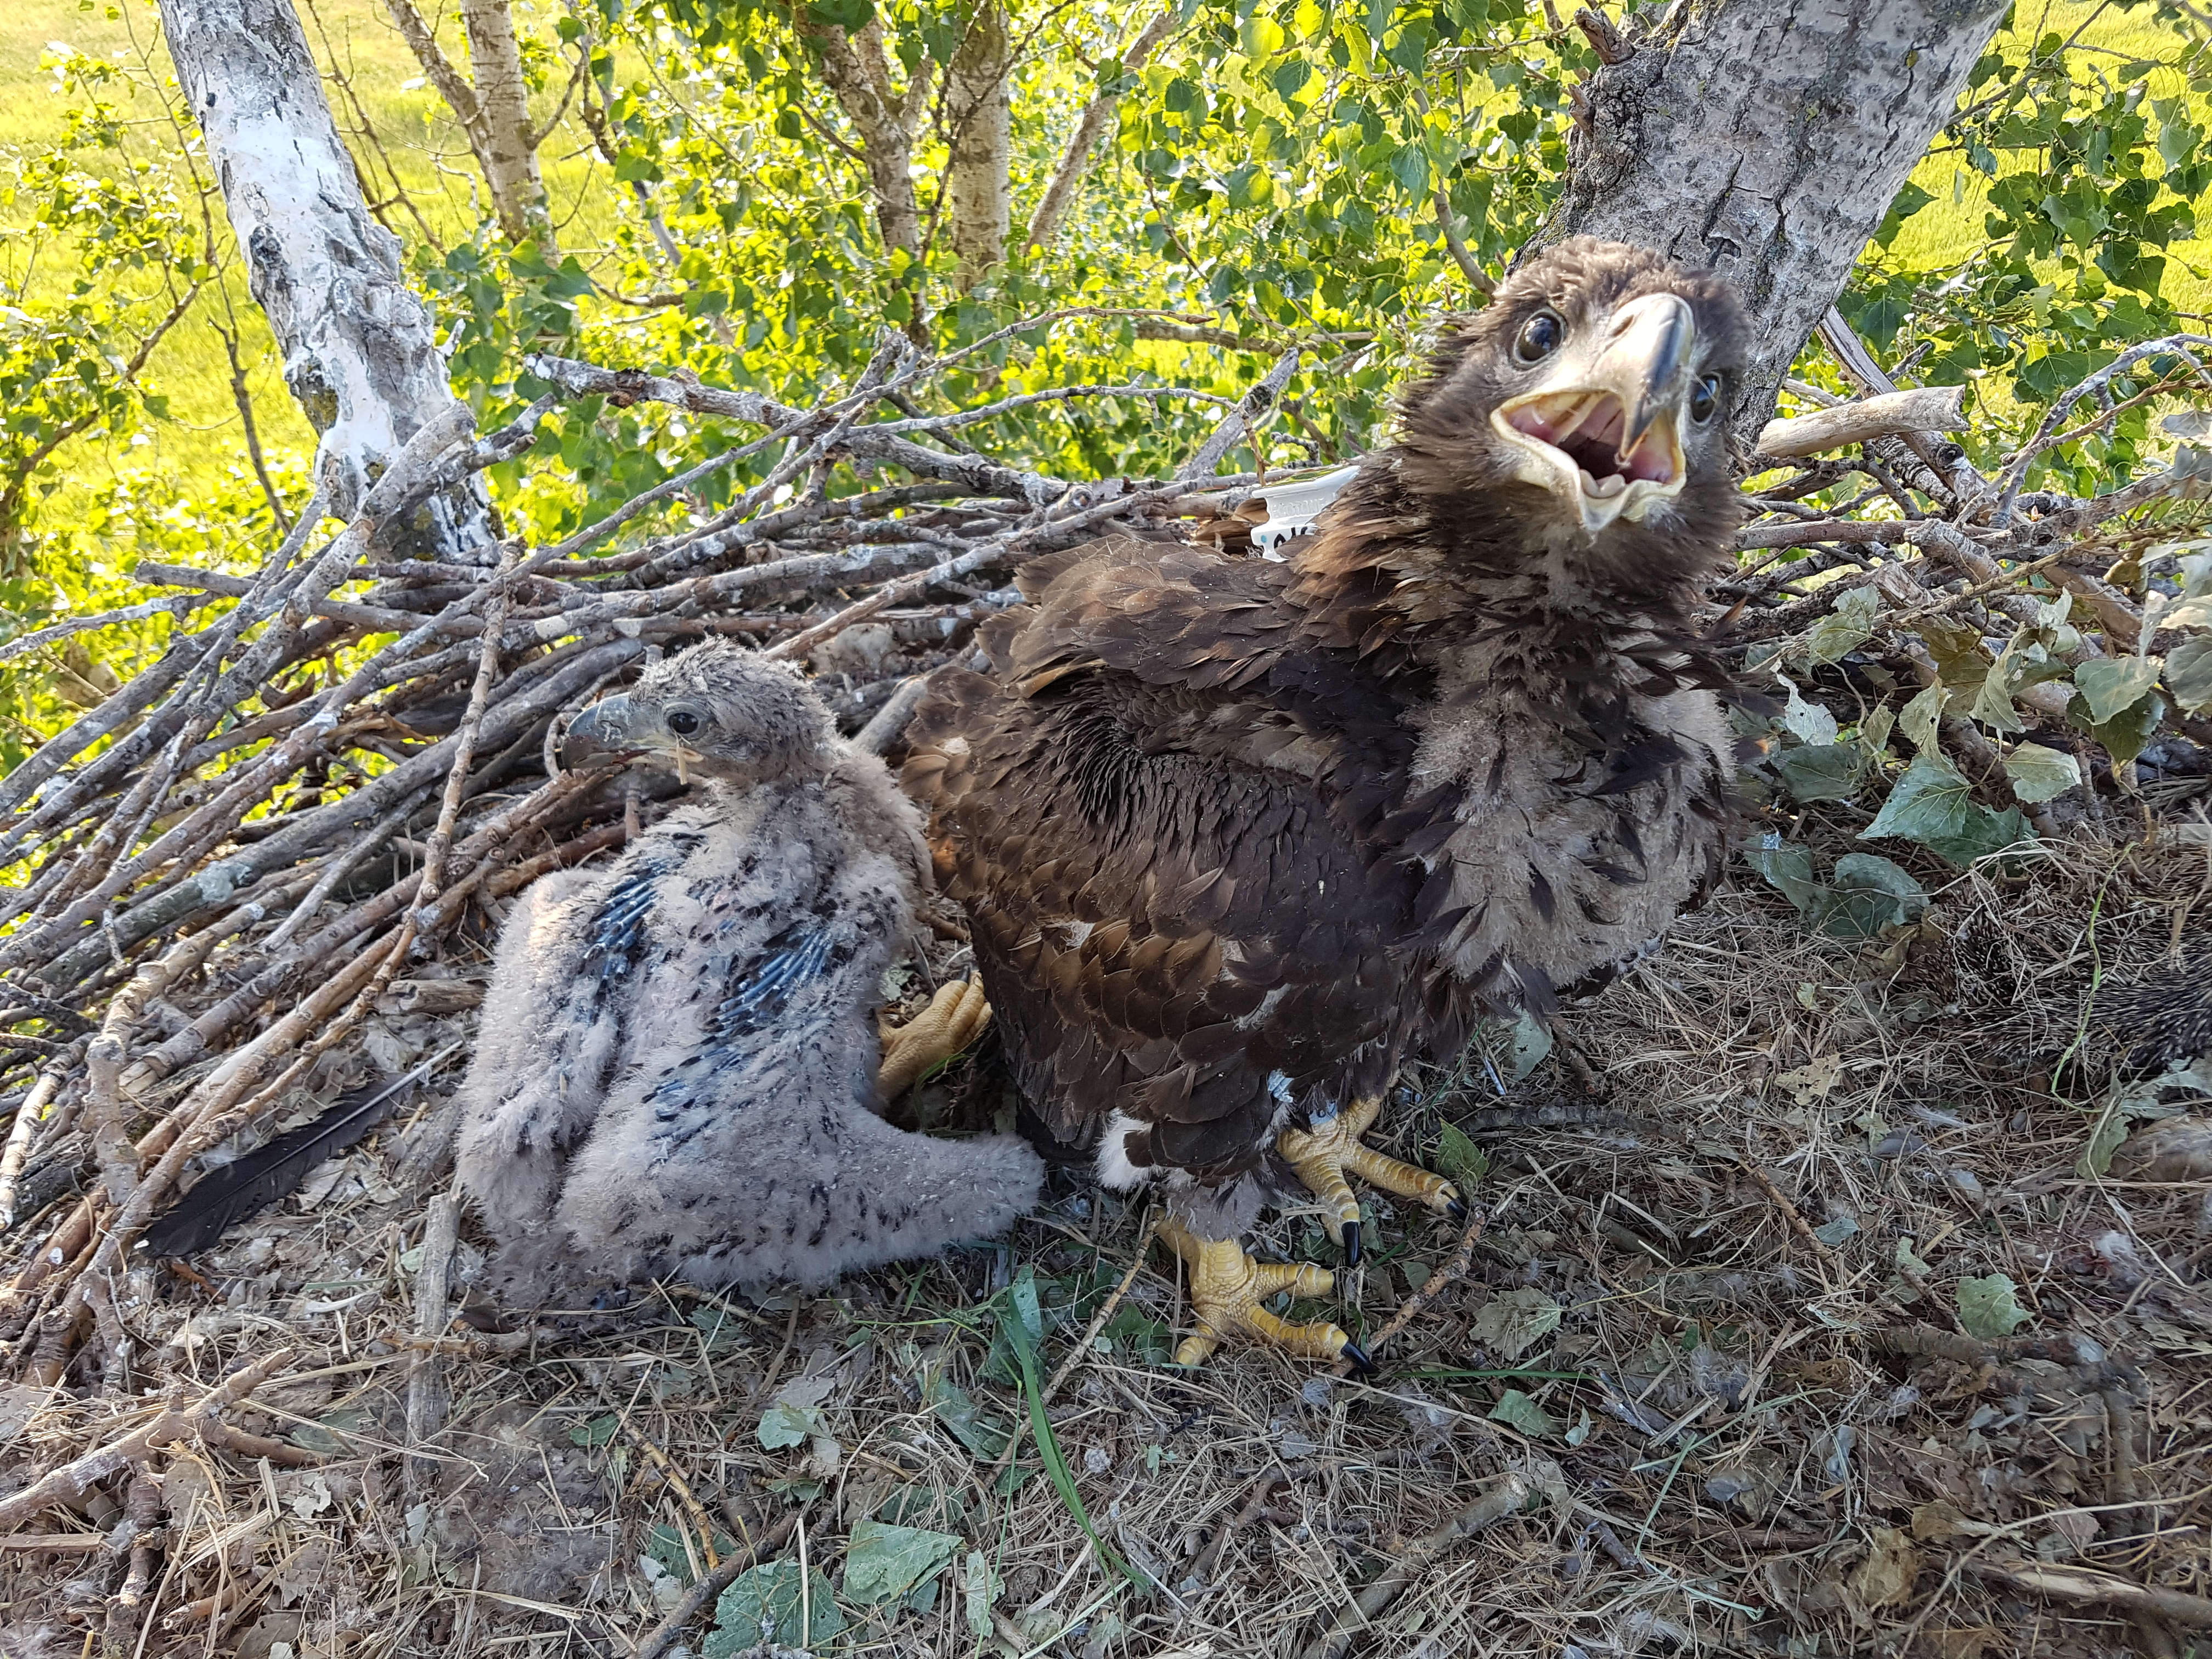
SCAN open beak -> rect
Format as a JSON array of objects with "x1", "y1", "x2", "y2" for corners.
[
  {"x1": 1491, "y1": 292, "x2": 1697, "y2": 535},
  {"x1": 560, "y1": 695, "x2": 640, "y2": 769}
]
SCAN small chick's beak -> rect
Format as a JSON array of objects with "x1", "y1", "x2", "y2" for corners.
[
  {"x1": 560, "y1": 695, "x2": 637, "y2": 770},
  {"x1": 1492, "y1": 291, "x2": 1699, "y2": 535}
]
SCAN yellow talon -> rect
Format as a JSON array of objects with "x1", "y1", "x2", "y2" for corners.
[
  {"x1": 876, "y1": 975, "x2": 992, "y2": 1101},
  {"x1": 1278, "y1": 1095, "x2": 1464, "y2": 1263},
  {"x1": 1158, "y1": 1218, "x2": 1365, "y2": 1368}
]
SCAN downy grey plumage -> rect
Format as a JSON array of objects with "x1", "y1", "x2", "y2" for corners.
[{"x1": 454, "y1": 642, "x2": 1040, "y2": 1305}]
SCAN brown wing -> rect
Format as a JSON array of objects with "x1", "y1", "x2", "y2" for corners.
[{"x1": 906, "y1": 536, "x2": 1434, "y2": 1186}]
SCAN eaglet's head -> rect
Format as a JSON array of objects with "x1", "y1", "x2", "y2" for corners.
[
  {"x1": 1390, "y1": 237, "x2": 1749, "y2": 593},
  {"x1": 561, "y1": 641, "x2": 834, "y2": 788}
]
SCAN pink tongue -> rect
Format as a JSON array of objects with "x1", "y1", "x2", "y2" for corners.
[{"x1": 1621, "y1": 432, "x2": 1674, "y2": 483}]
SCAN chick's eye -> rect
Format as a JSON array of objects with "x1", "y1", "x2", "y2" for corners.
[
  {"x1": 668, "y1": 709, "x2": 702, "y2": 737},
  {"x1": 1513, "y1": 311, "x2": 1564, "y2": 365},
  {"x1": 1689, "y1": 374, "x2": 1720, "y2": 425}
]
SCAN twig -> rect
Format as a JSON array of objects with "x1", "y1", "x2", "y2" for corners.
[
  {"x1": 628, "y1": 1509, "x2": 802, "y2": 1659},
  {"x1": 0, "y1": 1046, "x2": 81, "y2": 1229},
  {"x1": 1298, "y1": 1472, "x2": 1536, "y2": 1659},
  {"x1": 1330, "y1": 1203, "x2": 1486, "y2": 1377},
  {"x1": 986, "y1": 1211, "x2": 1163, "y2": 1482},
  {"x1": 0, "y1": 1347, "x2": 296, "y2": 1530},
  {"x1": 1965, "y1": 1558, "x2": 2212, "y2": 1627}
]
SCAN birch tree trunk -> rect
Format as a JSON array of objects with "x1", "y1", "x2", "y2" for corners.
[
  {"x1": 800, "y1": 16, "x2": 928, "y2": 259},
  {"x1": 945, "y1": 1, "x2": 1014, "y2": 286},
  {"x1": 160, "y1": 0, "x2": 498, "y2": 560},
  {"x1": 1524, "y1": 0, "x2": 2009, "y2": 442},
  {"x1": 457, "y1": 0, "x2": 551, "y2": 248},
  {"x1": 381, "y1": 0, "x2": 553, "y2": 249}
]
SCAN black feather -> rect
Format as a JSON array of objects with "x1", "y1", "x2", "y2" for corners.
[{"x1": 142, "y1": 1051, "x2": 452, "y2": 1258}]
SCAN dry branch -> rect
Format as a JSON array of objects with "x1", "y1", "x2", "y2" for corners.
[{"x1": 0, "y1": 1346, "x2": 296, "y2": 1531}]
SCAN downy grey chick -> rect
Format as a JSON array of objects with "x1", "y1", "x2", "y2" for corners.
[{"x1": 453, "y1": 641, "x2": 1040, "y2": 1305}]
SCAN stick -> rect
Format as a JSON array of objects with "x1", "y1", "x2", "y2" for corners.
[
  {"x1": 1330, "y1": 1203, "x2": 1487, "y2": 1378},
  {"x1": 986, "y1": 1212, "x2": 1163, "y2": 1482},
  {"x1": 628, "y1": 1509, "x2": 802, "y2": 1659},
  {"x1": 0, "y1": 1347, "x2": 295, "y2": 1531},
  {"x1": 1298, "y1": 1472, "x2": 1535, "y2": 1659},
  {"x1": 0, "y1": 1048, "x2": 80, "y2": 1229},
  {"x1": 1966, "y1": 1559, "x2": 2212, "y2": 1627}
]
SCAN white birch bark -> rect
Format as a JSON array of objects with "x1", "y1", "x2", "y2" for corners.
[
  {"x1": 159, "y1": 0, "x2": 498, "y2": 560},
  {"x1": 1526, "y1": 0, "x2": 2009, "y2": 441},
  {"x1": 458, "y1": 0, "x2": 551, "y2": 247},
  {"x1": 945, "y1": 1, "x2": 1014, "y2": 285}
]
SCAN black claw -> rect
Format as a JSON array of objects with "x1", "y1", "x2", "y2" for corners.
[
  {"x1": 1447, "y1": 1196, "x2": 1470, "y2": 1221},
  {"x1": 1341, "y1": 1220, "x2": 1362, "y2": 1267},
  {"x1": 1340, "y1": 1340, "x2": 1378, "y2": 1375}
]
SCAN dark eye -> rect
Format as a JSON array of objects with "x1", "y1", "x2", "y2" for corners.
[
  {"x1": 1513, "y1": 310, "x2": 1564, "y2": 365},
  {"x1": 668, "y1": 709, "x2": 702, "y2": 736},
  {"x1": 1689, "y1": 374, "x2": 1720, "y2": 425}
]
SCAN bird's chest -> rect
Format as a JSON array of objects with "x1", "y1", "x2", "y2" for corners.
[{"x1": 1405, "y1": 674, "x2": 1729, "y2": 986}]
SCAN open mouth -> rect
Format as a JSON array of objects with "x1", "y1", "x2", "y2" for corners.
[
  {"x1": 1492, "y1": 388, "x2": 1686, "y2": 534},
  {"x1": 1505, "y1": 390, "x2": 1682, "y2": 494}
]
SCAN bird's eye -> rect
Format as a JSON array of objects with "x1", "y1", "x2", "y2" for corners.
[
  {"x1": 1689, "y1": 374, "x2": 1721, "y2": 425},
  {"x1": 668, "y1": 709, "x2": 702, "y2": 737},
  {"x1": 1513, "y1": 311, "x2": 1565, "y2": 365}
]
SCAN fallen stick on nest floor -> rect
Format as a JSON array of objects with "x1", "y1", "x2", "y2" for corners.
[
  {"x1": 1299, "y1": 1470, "x2": 1537, "y2": 1659},
  {"x1": 1330, "y1": 1203, "x2": 1486, "y2": 1378},
  {"x1": 0, "y1": 1346, "x2": 298, "y2": 1531},
  {"x1": 629, "y1": 1509, "x2": 803, "y2": 1659}
]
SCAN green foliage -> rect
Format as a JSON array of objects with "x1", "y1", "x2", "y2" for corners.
[
  {"x1": 1955, "y1": 1272, "x2": 2030, "y2": 1340},
  {"x1": 704, "y1": 1559, "x2": 843, "y2": 1655}
]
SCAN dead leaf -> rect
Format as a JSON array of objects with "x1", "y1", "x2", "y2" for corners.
[
  {"x1": 1848, "y1": 1525, "x2": 1920, "y2": 1612},
  {"x1": 1775, "y1": 1053, "x2": 1844, "y2": 1105},
  {"x1": 1911, "y1": 1500, "x2": 1965, "y2": 1541}
]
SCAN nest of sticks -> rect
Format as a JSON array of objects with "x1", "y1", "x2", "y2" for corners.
[{"x1": 0, "y1": 313, "x2": 2208, "y2": 1656}]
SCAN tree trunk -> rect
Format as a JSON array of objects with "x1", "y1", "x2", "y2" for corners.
[
  {"x1": 1525, "y1": 0, "x2": 2008, "y2": 441},
  {"x1": 160, "y1": 0, "x2": 499, "y2": 560},
  {"x1": 800, "y1": 17, "x2": 927, "y2": 259},
  {"x1": 458, "y1": 0, "x2": 552, "y2": 247},
  {"x1": 944, "y1": 1, "x2": 1013, "y2": 285},
  {"x1": 382, "y1": 0, "x2": 552, "y2": 251}
]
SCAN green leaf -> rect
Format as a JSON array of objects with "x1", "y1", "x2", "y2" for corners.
[
  {"x1": 569, "y1": 1413, "x2": 619, "y2": 1449},
  {"x1": 804, "y1": 0, "x2": 873, "y2": 27},
  {"x1": 2002, "y1": 742, "x2": 2081, "y2": 803},
  {"x1": 963, "y1": 1550, "x2": 1001, "y2": 1639},
  {"x1": 1505, "y1": 1008, "x2": 1552, "y2": 1083},
  {"x1": 1860, "y1": 753, "x2": 1975, "y2": 847},
  {"x1": 2162, "y1": 635, "x2": 2212, "y2": 713},
  {"x1": 1812, "y1": 1215, "x2": 1861, "y2": 1247},
  {"x1": 1780, "y1": 678, "x2": 1839, "y2": 745},
  {"x1": 1804, "y1": 585, "x2": 1880, "y2": 666},
  {"x1": 1770, "y1": 741, "x2": 1862, "y2": 803},
  {"x1": 1921, "y1": 805, "x2": 2031, "y2": 870},
  {"x1": 924, "y1": 1373, "x2": 1011, "y2": 1460},
  {"x1": 1746, "y1": 840, "x2": 1819, "y2": 913},
  {"x1": 756, "y1": 1375, "x2": 834, "y2": 1451},
  {"x1": 842, "y1": 1520, "x2": 961, "y2": 1605},
  {"x1": 1955, "y1": 1273, "x2": 2030, "y2": 1340},
  {"x1": 1470, "y1": 1288, "x2": 1561, "y2": 1362},
  {"x1": 1898, "y1": 682, "x2": 1946, "y2": 754},
  {"x1": 2070, "y1": 685, "x2": 2165, "y2": 771},
  {"x1": 704, "y1": 1561, "x2": 843, "y2": 1657},
  {"x1": 1814, "y1": 854, "x2": 1927, "y2": 938},
  {"x1": 1487, "y1": 1389, "x2": 1560, "y2": 1439},
  {"x1": 1433, "y1": 1121, "x2": 1489, "y2": 1189},
  {"x1": 2073, "y1": 656, "x2": 2164, "y2": 725}
]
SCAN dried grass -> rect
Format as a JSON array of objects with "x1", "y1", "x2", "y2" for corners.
[{"x1": 3, "y1": 824, "x2": 2208, "y2": 1659}]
